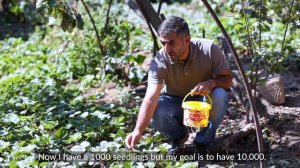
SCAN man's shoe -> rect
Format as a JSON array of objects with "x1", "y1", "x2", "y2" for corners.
[{"x1": 167, "y1": 133, "x2": 189, "y2": 155}]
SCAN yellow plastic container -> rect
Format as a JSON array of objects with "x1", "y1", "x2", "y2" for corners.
[{"x1": 182, "y1": 92, "x2": 212, "y2": 128}]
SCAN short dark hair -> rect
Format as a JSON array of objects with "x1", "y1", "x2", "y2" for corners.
[{"x1": 158, "y1": 16, "x2": 190, "y2": 37}]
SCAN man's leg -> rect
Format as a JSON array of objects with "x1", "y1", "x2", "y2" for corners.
[
  {"x1": 150, "y1": 94, "x2": 188, "y2": 139},
  {"x1": 193, "y1": 88, "x2": 228, "y2": 145}
]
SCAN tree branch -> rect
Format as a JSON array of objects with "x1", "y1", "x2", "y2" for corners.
[
  {"x1": 280, "y1": 0, "x2": 295, "y2": 57},
  {"x1": 80, "y1": 0, "x2": 105, "y2": 55},
  {"x1": 104, "y1": 0, "x2": 113, "y2": 31}
]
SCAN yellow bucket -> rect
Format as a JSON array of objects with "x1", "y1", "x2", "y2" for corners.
[{"x1": 182, "y1": 92, "x2": 212, "y2": 128}]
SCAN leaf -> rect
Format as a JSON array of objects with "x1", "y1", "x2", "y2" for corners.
[
  {"x1": 244, "y1": 9, "x2": 254, "y2": 15},
  {"x1": 69, "y1": 16, "x2": 77, "y2": 32},
  {"x1": 3, "y1": 113, "x2": 20, "y2": 124},
  {"x1": 91, "y1": 110, "x2": 110, "y2": 120},
  {"x1": 115, "y1": 129, "x2": 126, "y2": 139},
  {"x1": 265, "y1": 17, "x2": 273, "y2": 24},
  {"x1": 159, "y1": 143, "x2": 172, "y2": 153},
  {"x1": 135, "y1": 55, "x2": 146, "y2": 65},
  {"x1": 48, "y1": 16, "x2": 56, "y2": 25},
  {"x1": 67, "y1": 132, "x2": 82, "y2": 144},
  {"x1": 289, "y1": 23, "x2": 297, "y2": 33},
  {"x1": 144, "y1": 162, "x2": 155, "y2": 168},
  {"x1": 99, "y1": 141, "x2": 109, "y2": 152},
  {"x1": 249, "y1": 0, "x2": 259, "y2": 7},
  {"x1": 46, "y1": 106, "x2": 56, "y2": 113},
  {"x1": 36, "y1": 0, "x2": 46, "y2": 10},
  {"x1": 9, "y1": 161, "x2": 18, "y2": 168},
  {"x1": 145, "y1": 136, "x2": 153, "y2": 145},
  {"x1": 20, "y1": 144, "x2": 37, "y2": 152},
  {"x1": 291, "y1": 14, "x2": 300, "y2": 21},
  {"x1": 39, "y1": 162, "x2": 48, "y2": 167},
  {"x1": 80, "y1": 141, "x2": 90, "y2": 148},
  {"x1": 55, "y1": 127, "x2": 67, "y2": 139},
  {"x1": 84, "y1": 132, "x2": 95, "y2": 138},
  {"x1": 136, "y1": 68, "x2": 145, "y2": 80},
  {"x1": 166, "y1": 162, "x2": 173, "y2": 168},
  {"x1": 61, "y1": 13, "x2": 69, "y2": 32},
  {"x1": 0, "y1": 140, "x2": 10, "y2": 149},
  {"x1": 106, "y1": 141, "x2": 121, "y2": 150},
  {"x1": 0, "y1": 130, "x2": 8, "y2": 136},
  {"x1": 80, "y1": 111, "x2": 89, "y2": 118},
  {"x1": 76, "y1": 14, "x2": 84, "y2": 30},
  {"x1": 123, "y1": 161, "x2": 131, "y2": 168},
  {"x1": 87, "y1": 95, "x2": 96, "y2": 100},
  {"x1": 70, "y1": 145, "x2": 85, "y2": 154},
  {"x1": 69, "y1": 111, "x2": 81, "y2": 118},
  {"x1": 42, "y1": 121, "x2": 56, "y2": 130}
]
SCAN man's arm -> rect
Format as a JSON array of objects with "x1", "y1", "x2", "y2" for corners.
[
  {"x1": 125, "y1": 83, "x2": 162, "y2": 149},
  {"x1": 210, "y1": 69, "x2": 233, "y2": 89},
  {"x1": 191, "y1": 69, "x2": 233, "y2": 95}
]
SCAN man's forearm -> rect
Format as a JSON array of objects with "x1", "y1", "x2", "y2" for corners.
[
  {"x1": 134, "y1": 99, "x2": 158, "y2": 133},
  {"x1": 212, "y1": 75, "x2": 233, "y2": 89}
]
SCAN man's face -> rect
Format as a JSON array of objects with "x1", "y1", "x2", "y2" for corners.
[{"x1": 159, "y1": 32, "x2": 190, "y2": 63}]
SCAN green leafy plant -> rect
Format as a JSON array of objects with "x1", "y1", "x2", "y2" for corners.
[
  {"x1": 36, "y1": 0, "x2": 148, "y2": 86},
  {"x1": 225, "y1": 0, "x2": 299, "y2": 89}
]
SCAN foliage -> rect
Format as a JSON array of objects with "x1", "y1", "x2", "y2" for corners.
[
  {"x1": 0, "y1": 34, "x2": 143, "y2": 167},
  {"x1": 0, "y1": 0, "x2": 45, "y2": 24},
  {"x1": 229, "y1": 0, "x2": 299, "y2": 87},
  {"x1": 35, "y1": 0, "x2": 148, "y2": 85},
  {"x1": 197, "y1": 0, "x2": 299, "y2": 79},
  {"x1": 36, "y1": 0, "x2": 83, "y2": 32},
  {"x1": 0, "y1": 2, "x2": 164, "y2": 167},
  {"x1": 0, "y1": 75, "x2": 137, "y2": 167}
]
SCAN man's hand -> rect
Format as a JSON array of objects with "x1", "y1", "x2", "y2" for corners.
[
  {"x1": 191, "y1": 79, "x2": 216, "y2": 96},
  {"x1": 125, "y1": 130, "x2": 142, "y2": 149}
]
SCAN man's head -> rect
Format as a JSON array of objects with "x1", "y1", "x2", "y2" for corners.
[
  {"x1": 158, "y1": 16, "x2": 190, "y2": 37},
  {"x1": 158, "y1": 16, "x2": 191, "y2": 63}
]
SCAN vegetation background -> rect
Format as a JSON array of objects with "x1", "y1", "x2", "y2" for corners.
[{"x1": 0, "y1": 0, "x2": 299, "y2": 167}]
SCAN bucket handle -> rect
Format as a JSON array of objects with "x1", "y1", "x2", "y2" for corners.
[{"x1": 182, "y1": 92, "x2": 212, "y2": 105}]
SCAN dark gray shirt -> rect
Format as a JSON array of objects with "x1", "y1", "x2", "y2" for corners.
[{"x1": 148, "y1": 39, "x2": 229, "y2": 97}]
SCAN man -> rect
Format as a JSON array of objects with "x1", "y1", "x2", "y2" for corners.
[{"x1": 125, "y1": 16, "x2": 232, "y2": 153}]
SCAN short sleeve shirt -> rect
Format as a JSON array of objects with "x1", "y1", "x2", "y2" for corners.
[{"x1": 148, "y1": 39, "x2": 229, "y2": 97}]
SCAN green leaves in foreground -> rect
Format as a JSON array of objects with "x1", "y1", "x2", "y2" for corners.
[{"x1": 55, "y1": 127, "x2": 68, "y2": 140}]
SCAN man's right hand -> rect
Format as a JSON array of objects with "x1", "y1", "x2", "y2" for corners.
[{"x1": 125, "y1": 130, "x2": 142, "y2": 149}]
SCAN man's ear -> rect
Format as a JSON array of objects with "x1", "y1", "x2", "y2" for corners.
[{"x1": 185, "y1": 35, "x2": 191, "y2": 43}]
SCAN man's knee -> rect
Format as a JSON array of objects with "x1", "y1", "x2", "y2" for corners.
[
  {"x1": 210, "y1": 88, "x2": 228, "y2": 120},
  {"x1": 211, "y1": 88, "x2": 228, "y2": 103},
  {"x1": 151, "y1": 107, "x2": 168, "y2": 128},
  {"x1": 150, "y1": 96, "x2": 183, "y2": 130}
]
